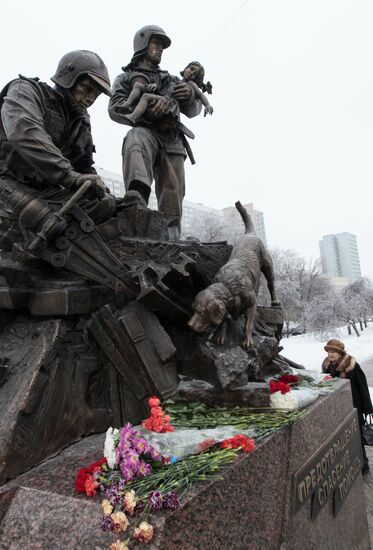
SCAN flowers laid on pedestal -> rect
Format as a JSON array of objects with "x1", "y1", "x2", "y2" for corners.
[
  {"x1": 75, "y1": 396, "x2": 307, "y2": 548},
  {"x1": 141, "y1": 396, "x2": 174, "y2": 433},
  {"x1": 269, "y1": 372, "x2": 336, "y2": 410},
  {"x1": 220, "y1": 434, "x2": 256, "y2": 453},
  {"x1": 75, "y1": 457, "x2": 108, "y2": 497}
]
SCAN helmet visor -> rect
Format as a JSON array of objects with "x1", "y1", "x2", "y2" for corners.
[
  {"x1": 152, "y1": 32, "x2": 171, "y2": 48},
  {"x1": 88, "y1": 72, "x2": 112, "y2": 96}
]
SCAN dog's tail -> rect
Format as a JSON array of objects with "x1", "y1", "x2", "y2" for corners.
[{"x1": 235, "y1": 201, "x2": 255, "y2": 234}]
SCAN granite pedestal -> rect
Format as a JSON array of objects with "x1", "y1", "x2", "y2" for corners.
[{"x1": 0, "y1": 380, "x2": 370, "y2": 549}]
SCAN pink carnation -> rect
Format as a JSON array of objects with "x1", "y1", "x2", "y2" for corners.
[
  {"x1": 84, "y1": 474, "x2": 98, "y2": 497},
  {"x1": 148, "y1": 396, "x2": 160, "y2": 408},
  {"x1": 150, "y1": 406, "x2": 164, "y2": 418}
]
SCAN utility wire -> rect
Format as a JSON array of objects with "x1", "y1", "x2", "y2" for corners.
[{"x1": 198, "y1": 0, "x2": 249, "y2": 56}]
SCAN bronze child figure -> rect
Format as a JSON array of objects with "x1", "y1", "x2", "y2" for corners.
[
  {"x1": 180, "y1": 62, "x2": 213, "y2": 117},
  {"x1": 115, "y1": 61, "x2": 213, "y2": 125}
]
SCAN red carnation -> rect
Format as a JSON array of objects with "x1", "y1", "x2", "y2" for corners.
[
  {"x1": 75, "y1": 458, "x2": 107, "y2": 494},
  {"x1": 88, "y1": 457, "x2": 108, "y2": 474},
  {"x1": 220, "y1": 435, "x2": 256, "y2": 453},
  {"x1": 75, "y1": 467, "x2": 90, "y2": 493},
  {"x1": 269, "y1": 380, "x2": 291, "y2": 394},
  {"x1": 278, "y1": 374, "x2": 299, "y2": 386},
  {"x1": 233, "y1": 435, "x2": 256, "y2": 453}
]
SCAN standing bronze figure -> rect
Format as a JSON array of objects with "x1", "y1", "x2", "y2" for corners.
[{"x1": 109, "y1": 25, "x2": 203, "y2": 240}]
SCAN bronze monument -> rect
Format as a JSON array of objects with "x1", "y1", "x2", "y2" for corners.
[{"x1": 0, "y1": 37, "x2": 290, "y2": 485}]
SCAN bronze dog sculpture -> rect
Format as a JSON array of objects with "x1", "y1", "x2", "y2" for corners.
[{"x1": 188, "y1": 201, "x2": 280, "y2": 349}]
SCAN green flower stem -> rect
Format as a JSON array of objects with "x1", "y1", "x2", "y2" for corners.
[
  {"x1": 163, "y1": 402, "x2": 304, "y2": 435},
  {"x1": 123, "y1": 448, "x2": 239, "y2": 501}
]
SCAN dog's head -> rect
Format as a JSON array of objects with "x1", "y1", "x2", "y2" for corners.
[{"x1": 188, "y1": 289, "x2": 227, "y2": 332}]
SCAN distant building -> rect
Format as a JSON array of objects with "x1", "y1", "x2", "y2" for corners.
[
  {"x1": 150, "y1": 191, "x2": 225, "y2": 239},
  {"x1": 221, "y1": 203, "x2": 267, "y2": 245},
  {"x1": 179, "y1": 200, "x2": 266, "y2": 243},
  {"x1": 93, "y1": 168, "x2": 267, "y2": 244},
  {"x1": 96, "y1": 166, "x2": 125, "y2": 197},
  {"x1": 181, "y1": 200, "x2": 224, "y2": 238},
  {"x1": 319, "y1": 233, "x2": 362, "y2": 283}
]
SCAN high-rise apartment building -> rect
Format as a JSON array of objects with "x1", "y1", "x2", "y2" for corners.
[{"x1": 319, "y1": 233, "x2": 362, "y2": 283}]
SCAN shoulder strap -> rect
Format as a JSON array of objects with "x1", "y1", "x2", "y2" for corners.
[
  {"x1": 0, "y1": 75, "x2": 48, "y2": 110},
  {"x1": 0, "y1": 78, "x2": 19, "y2": 110}
]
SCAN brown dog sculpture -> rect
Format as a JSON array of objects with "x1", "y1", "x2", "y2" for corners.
[{"x1": 188, "y1": 201, "x2": 280, "y2": 349}]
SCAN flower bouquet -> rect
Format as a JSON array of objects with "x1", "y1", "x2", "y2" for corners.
[
  {"x1": 75, "y1": 397, "x2": 258, "y2": 548},
  {"x1": 269, "y1": 374, "x2": 320, "y2": 410}
]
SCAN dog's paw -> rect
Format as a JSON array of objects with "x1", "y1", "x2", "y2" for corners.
[
  {"x1": 212, "y1": 322, "x2": 228, "y2": 346},
  {"x1": 243, "y1": 338, "x2": 254, "y2": 351},
  {"x1": 271, "y1": 300, "x2": 281, "y2": 307},
  {"x1": 213, "y1": 333, "x2": 226, "y2": 346}
]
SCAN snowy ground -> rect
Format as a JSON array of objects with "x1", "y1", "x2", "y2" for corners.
[{"x1": 280, "y1": 323, "x2": 373, "y2": 371}]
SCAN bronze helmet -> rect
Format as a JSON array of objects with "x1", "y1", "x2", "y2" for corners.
[
  {"x1": 132, "y1": 25, "x2": 171, "y2": 61},
  {"x1": 51, "y1": 50, "x2": 111, "y2": 96}
]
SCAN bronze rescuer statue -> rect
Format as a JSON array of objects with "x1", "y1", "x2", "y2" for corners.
[
  {"x1": 0, "y1": 38, "x2": 289, "y2": 495},
  {"x1": 0, "y1": 50, "x2": 115, "y2": 252},
  {"x1": 108, "y1": 25, "x2": 205, "y2": 241}
]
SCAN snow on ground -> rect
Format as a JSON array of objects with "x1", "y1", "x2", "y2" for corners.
[{"x1": 280, "y1": 323, "x2": 373, "y2": 372}]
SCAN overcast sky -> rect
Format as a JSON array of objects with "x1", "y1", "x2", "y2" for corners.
[{"x1": 2, "y1": 1, "x2": 373, "y2": 279}]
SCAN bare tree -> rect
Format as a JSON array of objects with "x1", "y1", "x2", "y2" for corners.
[
  {"x1": 331, "y1": 291, "x2": 360, "y2": 337},
  {"x1": 340, "y1": 277, "x2": 373, "y2": 335},
  {"x1": 200, "y1": 214, "x2": 226, "y2": 242},
  {"x1": 297, "y1": 258, "x2": 331, "y2": 332},
  {"x1": 304, "y1": 294, "x2": 340, "y2": 337},
  {"x1": 266, "y1": 249, "x2": 331, "y2": 334},
  {"x1": 181, "y1": 213, "x2": 226, "y2": 243},
  {"x1": 275, "y1": 279, "x2": 302, "y2": 337}
]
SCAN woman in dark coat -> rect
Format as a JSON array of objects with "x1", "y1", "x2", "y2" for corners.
[{"x1": 322, "y1": 339, "x2": 373, "y2": 474}]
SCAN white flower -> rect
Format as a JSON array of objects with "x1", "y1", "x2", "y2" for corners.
[
  {"x1": 104, "y1": 427, "x2": 119, "y2": 468},
  {"x1": 270, "y1": 390, "x2": 298, "y2": 410}
]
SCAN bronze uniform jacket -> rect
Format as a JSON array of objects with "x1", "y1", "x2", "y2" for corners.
[
  {"x1": 108, "y1": 62, "x2": 201, "y2": 156},
  {"x1": 0, "y1": 76, "x2": 96, "y2": 189}
]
